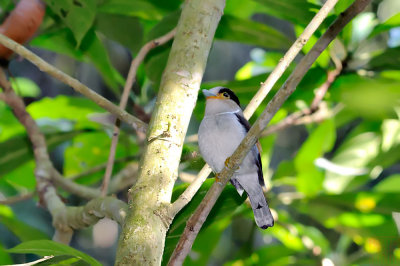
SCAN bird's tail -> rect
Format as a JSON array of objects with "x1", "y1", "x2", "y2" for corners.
[{"x1": 239, "y1": 176, "x2": 274, "y2": 229}]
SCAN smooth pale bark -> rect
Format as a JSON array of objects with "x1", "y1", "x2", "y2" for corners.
[{"x1": 115, "y1": 0, "x2": 225, "y2": 265}]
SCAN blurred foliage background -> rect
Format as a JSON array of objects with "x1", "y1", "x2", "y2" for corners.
[{"x1": 0, "y1": 0, "x2": 400, "y2": 265}]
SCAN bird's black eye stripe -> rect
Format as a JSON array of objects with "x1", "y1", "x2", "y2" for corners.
[
  {"x1": 218, "y1": 88, "x2": 240, "y2": 106},
  {"x1": 222, "y1": 92, "x2": 229, "y2": 97}
]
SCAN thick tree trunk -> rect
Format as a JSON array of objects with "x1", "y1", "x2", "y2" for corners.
[{"x1": 115, "y1": 0, "x2": 225, "y2": 265}]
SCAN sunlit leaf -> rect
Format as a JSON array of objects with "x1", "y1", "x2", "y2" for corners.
[
  {"x1": 8, "y1": 240, "x2": 101, "y2": 266},
  {"x1": 370, "y1": 13, "x2": 400, "y2": 38},
  {"x1": 27, "y1": 95, "x2": 104, "y2": 129},
  {"x1": 374, "y1": 174, "x2": 400, "y2": 192},
  {"x1": 294, "y1": 120, "x2": 336, "y2": 196},
  {"x1": 10, "y1": 77, "x2": 41, "y2": 97},
  {"x1": 324, "y1": 132, "x2": 380, "y2": 193}
]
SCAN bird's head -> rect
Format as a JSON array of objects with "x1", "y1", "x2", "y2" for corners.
[{"x1": 202, "y1": 87, "x2": 241, "y2": 115}]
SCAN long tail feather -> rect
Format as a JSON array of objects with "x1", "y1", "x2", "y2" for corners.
[{"x1": 237, "y1": 174, "x2": 274, "y2": 229}]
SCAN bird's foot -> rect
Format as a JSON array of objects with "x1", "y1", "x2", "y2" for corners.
[
  {"x1": 224, "y1": 157, "x2": 239, "y2": 170},
  {"x1": 215, "y1": 173, "x2": 222, "y2": 184}
]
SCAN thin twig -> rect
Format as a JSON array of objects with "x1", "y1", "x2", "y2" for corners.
[
  {"x1": 167, "y1": 0, "x2": 371, "y2": 264},
  {"x1": 169, "y1": 0, "x2": 339, "y2": 220},
  {"x1": 0, "y1": 34, "x2": 148, "y2": 133},
  {"x1": 101, "y1": 28, "x2": 176, "y2": 196},
  {"x1": 0, "y1": 192, "x2": 33, "y2": 204}
]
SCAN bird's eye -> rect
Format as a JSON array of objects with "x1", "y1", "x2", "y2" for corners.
[{"x1": 222, "y1": 92, "x2": 229, "y2": 98}]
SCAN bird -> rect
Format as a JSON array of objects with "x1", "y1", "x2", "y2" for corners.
[{"x1": 198, "y1": 86, "x2": 274, "y2": 229}]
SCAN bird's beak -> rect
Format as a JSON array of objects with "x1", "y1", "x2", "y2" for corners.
[{"x1": 202, "y1": 89, "x2": 216, "y2": 98}]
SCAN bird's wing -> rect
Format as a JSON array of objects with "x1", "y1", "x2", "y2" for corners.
[{"x1": 234, "y1": 113, "x2": 265, "y2": 187}]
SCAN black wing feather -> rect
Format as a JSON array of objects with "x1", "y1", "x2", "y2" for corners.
[{"x1": 234, "y1": 113, "x2": 265, "y2": 187}]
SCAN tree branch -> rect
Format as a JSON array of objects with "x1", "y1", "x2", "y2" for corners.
[
  {"x1": 0, "y1": 34, "x2": 147, "y2": 133},
  {"x1": 168, "y1": 0, "x2": 371, "y2": 264},
  {"x1": 0, "y1": 192, "x2": 33, "y2": 205},
  {"x1": 169, "y1": 0, "x2": 339, "y2": 221},
  {"x1": 115, "y1": 0, "x2": 226, "y2": 264},
  {"x1": 64, "y1": 197, "x2": 128, "y2": 229},
  {"x1": 0, "y1": 69, "x2": 72, "y2": 243},
  {"x1": 101, "y1": 28, "x2": 176, "y2": 196}
]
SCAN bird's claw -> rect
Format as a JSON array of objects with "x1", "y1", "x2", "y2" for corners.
[
  {"x1": 215, "y1": 173, "x2": 222, "y2": 184},
  {"x1": 224, "y1": 157, "x2": 231, "y2": 168},
  {"x1": 225, "y1": 157, "x2": 239, "y2": 169}
]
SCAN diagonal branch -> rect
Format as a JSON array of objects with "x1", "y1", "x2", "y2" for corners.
[
  {"x1": 101, "y1": 28, "x2": 176, "y2": 196},
  {"x1": 169, "y1": 0, "x2": 339, "y2": 219},
  {"x1": 0, "y1": 34, "x2": 147, "y2": 133},
  {"x1": 168, "y1": 0, "x2": 371, "y2": 264}
]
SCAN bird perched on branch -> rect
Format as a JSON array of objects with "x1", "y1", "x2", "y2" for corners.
[{"x1": 198, "y1": 87, "x2": 274, "y2": 229}]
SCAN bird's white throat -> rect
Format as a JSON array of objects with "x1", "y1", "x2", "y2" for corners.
[{"x1": 203, "y1": 109, "x2": 240, "y2": 118}]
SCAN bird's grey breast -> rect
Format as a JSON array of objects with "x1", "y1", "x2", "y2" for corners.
[{"x1": 198, "y1": 114, "x2": 246, "y2": 173}]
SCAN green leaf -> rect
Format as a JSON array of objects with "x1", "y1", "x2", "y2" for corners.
[
  {"x1": 225, "y1": 244, "x2": 295, "y2": 266},
  {"x1": 374, "y1": 174, "x2": 400, "y2": 192},
  {"x1": 324, "y1": 132, "x2": 380, "y2": 193},
  {"x1": 145, "y1": 10, "x2": 180, "y2": 42},
  {"x1": 163, "y1": 179, "x2": 246, "y2": 263},
  {"x1": 144, "y1": 47, "x2": 170, "y2": 88},
  {"x1": 7, "y1": 240, "x2": 101, "y2": 266},
  {"x1": 0, "y1": 205, "x2": 49, "y2": 242},
  {"x1": 81, "y1": 29, "x2": 125, "y2": 92},
  {"x1": 31, "y1": 28, "x2": 84, "y2": 60},
  {"x1": 95, "y1": 13, "x2": 143, "y2": 53},
  {"x1": 44, "y1": 0, "x2": 96, "y2": 46},
  {"x1": 254, "y1": 0, "x2": 320, "y2": 25},
  {"x1": 31, "y1": 28, "x2": 124, "y2": 91},
  {"x1": 64, "y1": 131, "x2": 136, "y2": 184},
  {"x1": 184, "y1": 217, "x2": 231, "y2": 266},
  {"x1": 215, "y1": 15, "x2": 291, "y2": 50},
  {"x1": 330, "y1": 74, "x2": 400, "y2": 119},
  {"x1": 369, "y1": 46, "x2": 400, "y2": 72},
  {"x1": 269, "y1": 223, "x2": 304, "y2": 250},
  {"x1": 0, "y1": 244, "x2": 12, "y2": 265},
  {"x1": 0, "y1": 131, "x2": 83, "y2": 177},
  {"x1": 224, "y1": 0, "x2": 270, "y2": 19},
  {"x1": 27, "y1": 95, "x2": 104, "y2": 129},
  {"x1": 35, "y1": 255, "x2": 81, "y2": 265},
  {"x1": 97, "y1": 0, "x2": 164, "y2": 20},
  {"x1": 369, "y1": 13, "x2": 400, "y2": 38},
  {"x1": 294, "y1": 120, "x2": 336, "y2": 196},
  {"x1": 10, "y1": 77, "x2": 41, "y2": 97}
]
